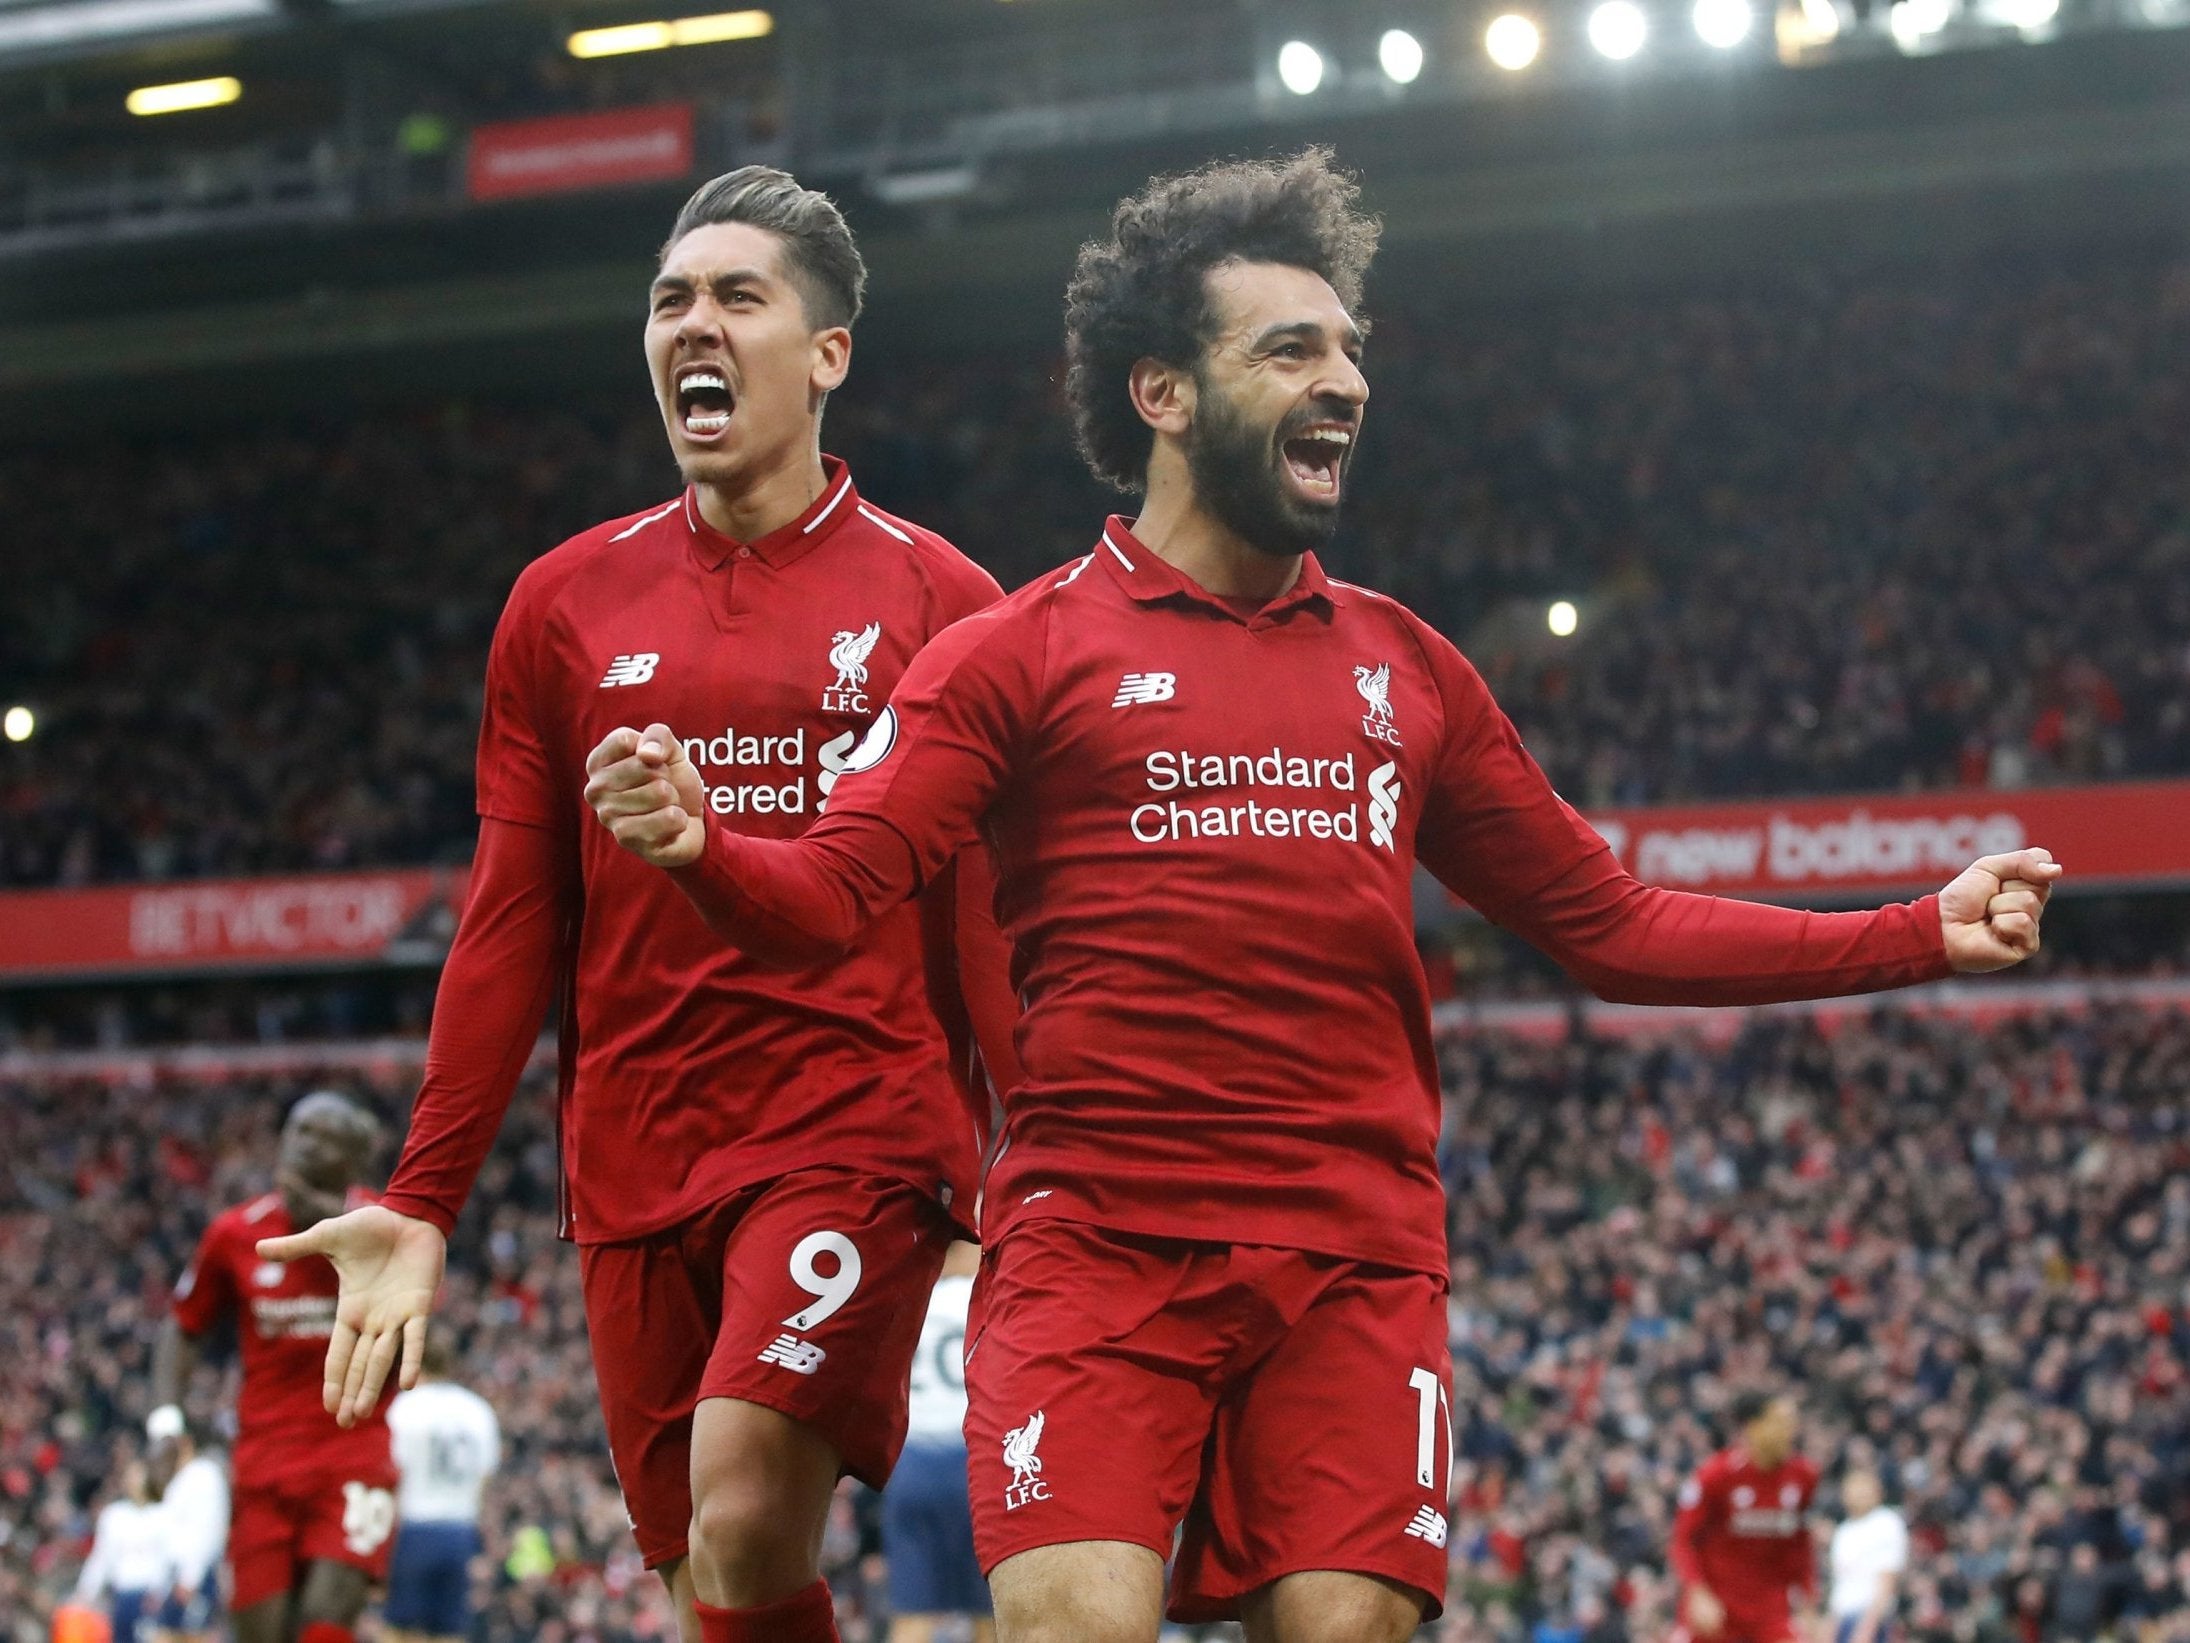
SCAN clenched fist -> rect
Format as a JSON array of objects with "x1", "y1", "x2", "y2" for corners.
[
  {"x1": 585, "y1": 722, "x2": 706, "y2": 867},
  {"x1": 1939, "y1": 846, "x2": 2062, "y2": 972}
]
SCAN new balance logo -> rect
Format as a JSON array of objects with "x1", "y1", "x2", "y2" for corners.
[
  {"x1": 1111, "y1": 672, "x2": 1176, "y2": 708},
  {"x1": 1367, "y1": 761, "x2": 1402, "y2": 852},
  {"x1": 1403, "y1": 1506, "x2": 1449, "y2": 1547},
  {"x1": 757, "y1": 1334, "x2": 827, "y2": 1375},
  {"x1": 599, "y1": 653, "x2": 659, "y2": 688}
]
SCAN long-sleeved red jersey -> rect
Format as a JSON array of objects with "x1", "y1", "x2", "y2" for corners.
[
  {"x1": 671, "y1": 519, "x2": 1954, "y2": 1274},
  {"x1": 381, "y1": 463, "x2": 1017, "y2": 1245},
  {"x1": 1671, "y1": 1447, "x2": 1821, "y2": 1630}
]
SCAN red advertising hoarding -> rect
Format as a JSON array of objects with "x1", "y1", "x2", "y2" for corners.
[
  {"x1": 1577, "y1": 779, "x2": 2190, "y2": 900},
  {"x1": 0, "y1": 868, "x2": 470, "y2": 981},
  {"x1": 1, "y1": 782, "x2": 2183, "y2": 982},
  {"x1": 466, "y1": 103, "x2": 694, "y2": 203}
]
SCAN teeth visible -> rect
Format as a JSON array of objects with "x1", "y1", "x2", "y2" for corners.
[
  {"x1": 686, "y1": 412, "x2": 730, "y2": 433},
  {"x1": 680, "y1": 371, "x2": 726, "y2": 393}
]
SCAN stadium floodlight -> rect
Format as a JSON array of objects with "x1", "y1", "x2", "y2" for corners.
[
  {"x1": 126, "y1": 75, "x2": 241, "y2": 115},
  {"x1": 1276, "y1": 39, "x2": 1325, "y2": 93},
  {"x1": 1693, "y1": 0, "x2": 1754, "y2": 45},
  {"x1": 1484, "y1": 13, "x2": 1543, "y2": 68},
  {"x1": 1379, "y1": 27, "x2": 1426, "y2": 82},
  {"x1": 567, "y1": 8, "x2": 772, "y2": 58},
  {"x1": 1994, "y1": 0, "x2": 2059, "y2": 28},
  {"x1": 0, "y1": 0, "x2": 273, "y2": 55},
  {"x1": 1588, "y1": 0, "x2": 1649, "y2": 56},
  {"x1": 3, "y1": 707, "x2": 33, "y2": 743},
  {"x1": 1888, "y1": 0, "x2": 1952, "y2": 46},
  {"x1": 1547, "y1": 601, "x2": 1579, "y2": 638}
]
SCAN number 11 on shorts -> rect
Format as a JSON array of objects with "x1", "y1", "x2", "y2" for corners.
[{"x1": 1407, "y1": 1366, "x2": 1451, "y2": 1491}]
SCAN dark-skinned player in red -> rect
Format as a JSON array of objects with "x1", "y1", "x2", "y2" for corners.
[
  {"x1": 258, "y1": 168, "x2": 1017, "y2": 1643},
  {"x1": 583, "y1": 150, "x2": 2061, "y2": 1643},
  {"x1": 152, "y1": 1090, "x2": 392, "y2": 1643},
  {"x1": 1672, "y1": 1392, "x2": 1821, "y2": 1643}
]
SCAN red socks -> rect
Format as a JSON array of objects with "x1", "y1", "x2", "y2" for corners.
[
  {"x1": 296, "y1": 1626, "x2": 355, "y2": 1643},
  {"x1": 695, "y1": 1581, "x2": 839, "y2": 1643}
]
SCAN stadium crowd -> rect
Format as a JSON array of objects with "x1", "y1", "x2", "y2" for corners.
[
  {"x1": 3, "y1": 998, "x2": 2186, "y2": 1641},
  {"x1": 1435, "y1": 1004, "x2": 2190, "y2": 1643},
  {"x1": 4, "y1": 252, "x2": 2189, "y2": 888}
]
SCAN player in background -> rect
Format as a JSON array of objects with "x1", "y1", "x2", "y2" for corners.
[
  {"x1": 259, "y1": 167, "x2": 1017, "y2": 1643},
  {"x1": 1671, "y1": 1393, "x2": 1819, "y2": 1643},
  {"x1": 73, "y1": 1459, "x2": 171, "y2": 1643},
  {"x1": 583, "y1": 148, "x2": 2060, "y2": 1643},
  {"x1": 148, "y1": 1421, "x2": 230, "y2": 1643},
  {"x1": 151, "y1": 1091, "x2": 391, "y2": 1643},
  {"x1": 881, "y1": 1242, "x2": 993, "y2": 1643},
  {"x1": 382, "y1": 1337, "x2": 500, "y2": 1643},
  {"x1": 1826, "y1": 1468, "x2": 1908, "y2": 1643}
]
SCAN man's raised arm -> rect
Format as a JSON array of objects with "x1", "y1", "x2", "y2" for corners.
[{"x1": 1412, "y1": 627, "x2": 2060, "y2": 1003}]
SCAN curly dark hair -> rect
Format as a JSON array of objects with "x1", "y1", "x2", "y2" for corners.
[{"x1": 1062, "y1": 147, "x2": 1381, "y2": 493}]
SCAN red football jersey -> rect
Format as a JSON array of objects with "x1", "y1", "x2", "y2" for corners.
[
  {"x1": 1671, "y1": 1447, "x2": 1820, "y2": 1623},
  {"x1": 381, "y1": 461, "x2": 1005, "y2": 1244},
  {"x1": 172, "y1": 1192, "x2": 392, "y2": 1480},
  {"x1": 671, "y1": 519, "x2": 1953, "y2": 1275}
]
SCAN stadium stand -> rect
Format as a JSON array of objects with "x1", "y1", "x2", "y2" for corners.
[
  {"x1": 4, "y1": 253, "x2": 2188, "y2": 889},
  {"x1": 5, "y1": 995, "x2": 2187, "y2": 1640},
  {"x1": 1436, "y1": 1003, "x2": 2190, "y2": 1642}
]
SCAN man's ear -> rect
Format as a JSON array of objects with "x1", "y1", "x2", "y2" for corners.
[
  {"x1": 1129, "y1": 356, "x2": 1196, "y2": 440},
  {"x1": 812, "y1": 326, "x2": 853, "y2": 395}
]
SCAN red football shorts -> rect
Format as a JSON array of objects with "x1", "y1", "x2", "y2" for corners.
[
  {"x1": 228, "y1": 1456, "x2": 400, "y2": 1610},
  {"x1": 963, "y1": 1219, "x2": 1454, "y2": 1623},
  {"x1": 579, "y1": 1167, "x2": 953, "y2": 1568}
]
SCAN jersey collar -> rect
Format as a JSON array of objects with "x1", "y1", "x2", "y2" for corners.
[
  {"x1": 1095, "y1": 516, "x2": 1341, "y2": 626},
  {"x1": 684, "y1": 455, "x2": 860, "y2": 571}
]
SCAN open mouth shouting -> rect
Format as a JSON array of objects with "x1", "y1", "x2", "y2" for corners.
[
  {"x1": 1279, "y1": 420, "x2": 1355, "y2": 503},
  {"x1": 674, "y1": 362, "x2": 736, "y2": 441}
]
